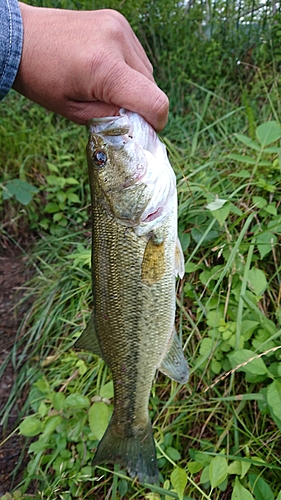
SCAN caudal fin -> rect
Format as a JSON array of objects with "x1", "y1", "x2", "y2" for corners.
[{"x1": 92, "y1": 418, "x2": 159, "y2": 484}]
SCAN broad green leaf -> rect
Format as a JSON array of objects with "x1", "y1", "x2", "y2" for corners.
[
  {"x1": 211, "y1": 358, "x2": 221, "y2": 374},
  {"x1": 218, "y1": 477, "x2": 228, "y2": 491},
  {"x1": 67, "y1": 192, "x2": 80, "y2": 203},
  {"x1": 42, "y1": 415, "x2": 62, "y2": 436},
  {"x1": 38, "y1": 401, "x2": 48, "y2": 418},
  {"x1": 234, "y1": 133, "x2": 261, "y2": 150},
  {"x1": 252, "y1": 196, "x2": 267, "y2": 209},
  {"x1": 166, "y1": 447, "x2": 181, "y2": 461},
  {"x1": 227, "y1": 460, "x2": 251, "y2": 479},
  {"x1": 34, "y1": 377, "x2": 50, "y2": 393},
  {"x1": 64, "y1": 393, "x2": 90, "y2": 409},
  {"x1": 170, "y1": 467, "x2": 187, "y2": 500},
  {"x1": 56, "y1": 191, "x2": 66, "y2": 203},
  {"x1": 228, "y1": 153, "x2": 256, "y2": 164},
  {"x1": 231, "y1": 477, "x2": 255, "y2": 500},
  {"x1": 200, "y1": 465, "x2": 210, "y2": 485},
  {"x1": 99, "y1": 380, "x2": 114, "y2": 399},
  {"x1": 29, "y1": 439, "x2": 48, "y2": 453},
  {"x1": 247, "y1": 268, "x2": 268, "y2": 296},
  {"x1": 209, "y1": 202, "x2": 231, "y2": 226},
  {"x1": 256, "y1": 121, "x2": 281, "y2": 147},
  {"x1": 44, "y1": 202, "x2": 60, "y2": 213},
  {"x1": 199, "y1": 337, "x2": 213, "y2": 357},
  {"x1": 257, "y1": 160, "x2": 274, "y2": 167},
  {"x1": 118, "y1": 478, "x2": 128, "y2": 497},
  {"x1": 264, "y1": 203, "x2": 277, "y2": 215},
  {"x1": 188, "y1": 461, "x2": 203, "y2": 474},
  {"x1": 3, "y1": 179, "x2": 38, "y2": 205},
  {"x1": 179, "y1": 231, "x2": 190, "y2": 251},
  {"x1": 240, "y1": 460, "x2": 251, "y2": 479},
  {"x1": 267, "y1": 380, "x2": 281, "y2": 420},
  {"x1": 209, "y1": 455, "x2": 228, "y2": 489},
  {"x1": 88, "y1": 401, "x2": 109, "y2": 440},
  {"x1": 256, "y1": 232, "x2": 277, "y2": 259},
  {"x1": 194, "y1": 451, "x2": 212, "y2": 465},
  {"x1": 228, "y1": 349, "x2": 268, "y2": 376},
  {"x1": 276, "y1": 492, "x2": 281, "y2": 500},
  {"x1": 76, "y1": 359, "x2": 87, "y2": 375},
  {"x1": 268, "y1": 215, "x2": 281, "y2": 232},
  {"x1": 65, "y1": 177, "x2": 79, "y2": 185},
  {"x1": 191, "y1": 226, "x2": 220, "y2": 244},
  {"x1": 229, "y1": 169, "x2": 251, "y2": 178},
  {"x1": 248, "y1": 473, "x2": 274, "y2": 500},
  {"x1": 206, "y1": 308, "x2": 224, "y2": 327},
  {"x1": 53, "y1": 212, "x2": 63, "y2": 222},
  {"x1": 47, "y1": 162, "x2": 59, "y2": 172},
  {"x1": 46, "y1": 174, "x2": 61, "y2": 185},
  {"x1": 52, "y1": 392, "x2": 65, "y2": 411},
  {"x1": 206, "y1": 199, "x2": 228, "y2": 211},
  {"x1": 185, "y1": 262, "x2": 200, "y2": 273},
  {"x1": 199, "y1": 265, "x2": 223, "y2": 286},
  {"x1": 263, "y1": 146, "x2": 281, "y2": 153},
  {"x1": 19, "y1": 416, "x2": 43, "y2": 437},
  {"x1": 241, "y1": 320, "x2": 259, "y2": 340}
]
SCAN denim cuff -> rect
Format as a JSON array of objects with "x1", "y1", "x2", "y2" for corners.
[{"x1": 0, "y1": 0, "x2": 23, "y2": 100}]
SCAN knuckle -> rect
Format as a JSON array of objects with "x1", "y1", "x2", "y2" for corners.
[
  {"x1": 97, "y1": 59, "x2": 125, "y2": 103},
  {"x1": 102, "y1": 9, "x2": 128, "y2": 41},
  {"x1": 151, "y1": 92, "x2": 169, "y2": 122}
]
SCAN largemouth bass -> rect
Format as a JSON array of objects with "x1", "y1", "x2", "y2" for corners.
[{"x1": 75, "y1": 109, "x2": 189, "y2": 483}]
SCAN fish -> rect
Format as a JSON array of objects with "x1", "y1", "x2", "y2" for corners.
[{"x1": 75, "y1": 108, "x2": 189, "y2": 484}]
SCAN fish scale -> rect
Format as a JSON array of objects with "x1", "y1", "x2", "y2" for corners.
[
  {"x1": 75, "y1": 109, "x2": 189, "y2": 483},
  {"x1": 92, "y1": 203, "x2": 174, "y2": 421}
]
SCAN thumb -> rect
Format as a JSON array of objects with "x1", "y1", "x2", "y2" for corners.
[{"x1": 95, "y1": 65, "x2": 169, "y2": 132}]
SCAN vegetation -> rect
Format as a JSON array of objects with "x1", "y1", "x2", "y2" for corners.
[{"x1": 1, "y1": 1, "x2": 281, "y2": 499}]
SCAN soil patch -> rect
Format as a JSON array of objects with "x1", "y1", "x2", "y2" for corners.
[{"x1": 0, "y1": 247, "x2": 33, "y2": 495}]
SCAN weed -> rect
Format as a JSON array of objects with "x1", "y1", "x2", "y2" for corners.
[{"x1": 1, "y1": 2, "x2": 281, "y2": 498}]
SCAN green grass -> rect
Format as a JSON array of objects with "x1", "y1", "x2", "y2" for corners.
[{"x1": 1, "y1": 28, "x2": 281, "y2": 500}]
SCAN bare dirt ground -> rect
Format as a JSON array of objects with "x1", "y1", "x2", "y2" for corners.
[{"x1": 0, "y1": 248, "x2": 33, "y2": 495}]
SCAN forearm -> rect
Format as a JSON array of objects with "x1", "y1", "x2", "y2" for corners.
[{"x1": 0, "y1": 0, "x2": 23, "y2": 100}]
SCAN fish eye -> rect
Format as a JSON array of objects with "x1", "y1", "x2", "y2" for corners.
[{"x1": 93, "y1": 150, "x2": 107, "y2": 167}]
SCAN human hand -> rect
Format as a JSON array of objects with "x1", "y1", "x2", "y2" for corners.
[{"x1": 13, "y1": 4, "x2": 169, "y2": 131}]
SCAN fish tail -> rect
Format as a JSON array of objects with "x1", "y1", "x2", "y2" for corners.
[{"x1": 92, "y1": 418, "x2": 159, "y2": 484}]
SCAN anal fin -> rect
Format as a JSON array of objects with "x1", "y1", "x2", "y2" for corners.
[
  {"x1": 74, "y1": 313, "x2": 104, "y2": 360},
  {"x1": 159, "y1": 329, "x2": 189, "y2": 384}
]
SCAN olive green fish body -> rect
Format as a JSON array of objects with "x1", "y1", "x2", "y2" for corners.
[
  {"x1": 76, "y1": 109, "x2": 189, "y2": 483},
  {"x1": 92, "y1": 201, "x2": 176, "y2": 418}
]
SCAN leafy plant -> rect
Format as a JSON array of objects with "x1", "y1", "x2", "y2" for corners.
[
  {"x1": 1, "y1": 179, "x2": 38, "y2": 205},
  {"x1": 39, "y1": 160, "x2": 87, "y2": 234},
  {"x1": 1, "y1": 4, "x2": 281, "y2": 497}
]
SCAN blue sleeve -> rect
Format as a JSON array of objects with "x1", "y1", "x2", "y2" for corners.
[{"x1": 0, "y1": 0, "x2": 23, "y2": 100}]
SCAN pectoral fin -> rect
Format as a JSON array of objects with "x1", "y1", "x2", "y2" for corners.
[
  {"x1": 74, "y1": 313, "x2": 104, "y2": 360},
  {"x1": 175, "y1": 237, "x2": 185, "y2": 279},
  {"x1": 141, "y1": 234, "x2": 165, "y2": 286},
  {"x1": 159, "y1": 329, "x2": 189, "y2": 384}
]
